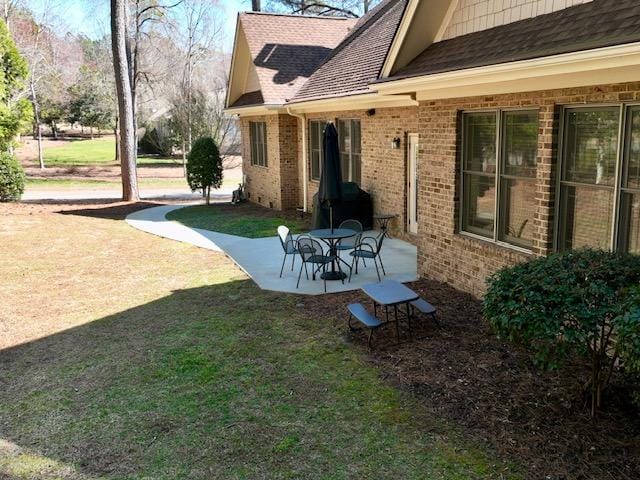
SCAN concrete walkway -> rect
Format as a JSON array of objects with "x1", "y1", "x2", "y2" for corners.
[{"x1": 126, "y1": 205, "x2": 418, "y2": 295}]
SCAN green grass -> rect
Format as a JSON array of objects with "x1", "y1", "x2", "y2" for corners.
[
  {"x1": 167, "y1": 205, "x2": 307, "y2": 238},
  {"x1": 26, "y1": 177, "x2": 188, "y2": 190},
  {"x1": 0, "y1": 204, "x2": 518, "y2": 479},
  {"x1": 40, "y1": 138, "x2": 175, "y2": 167},
  {"x1": 25, "y1": 177, "x2": 239, "y2": 190}
]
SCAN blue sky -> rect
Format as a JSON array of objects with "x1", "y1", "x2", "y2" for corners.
[{"x1": 26, "y1": 0, "x2": 246, "y2": 50}]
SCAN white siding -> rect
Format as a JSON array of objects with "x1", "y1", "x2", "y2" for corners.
[{"x1": 441, "y1": 0, "x2": 593, "y2": 40}]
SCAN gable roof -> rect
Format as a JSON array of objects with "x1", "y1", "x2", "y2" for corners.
[
  {"x1": 227, "y1": 12, "x2": 355, "y2": 109},
  {"x1": 290, "y1": 0, "x2": 408, "y2": 103},
  {"x1": 384, "y1": 0, "x2": 640, "y2": 82}
]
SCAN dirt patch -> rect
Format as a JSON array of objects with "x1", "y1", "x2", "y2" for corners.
[{"x1": 304, "y1": 279, "x2": 640, "y2": 480}]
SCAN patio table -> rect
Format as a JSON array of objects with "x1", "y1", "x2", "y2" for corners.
[
  {"x1": 373, "y1": 213, "x2": 397, "y2": 239},
  {"x1": 310, "y1": 228, "x2": 357, "y2": 281},
  {"x1": 361, "y1": 279, "x2": 419, "y2": 343}
]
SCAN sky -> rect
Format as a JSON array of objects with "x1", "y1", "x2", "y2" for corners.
[{"x1": 25, "y1": 0, "x2": 246, "y2": 51}]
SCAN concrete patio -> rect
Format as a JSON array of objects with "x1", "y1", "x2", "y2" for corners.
[{"x1": 127, "y1": 205, "x2": 418, "y2": 295}]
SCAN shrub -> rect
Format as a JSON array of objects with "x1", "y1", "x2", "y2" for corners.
[
  {"x1": 0, "y1": 152, "x2": 25, "y2": 201},
  {"x1": 138, "y1": 125, "x2": 174, "y2": 157},
  {"x1": 484, "y1": 249, "x2": 640, "y2": 415},
  {"x1": 186, "y1": 137, "x2": 222, "y2": 204}
]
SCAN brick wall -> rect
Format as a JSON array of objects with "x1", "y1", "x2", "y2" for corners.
[
  {"x1": 415, "y1": 81, "x2": 640, "y2": 296},
  {"x1": 240, "y1": 113, "x2": 299, "y2": 210}
]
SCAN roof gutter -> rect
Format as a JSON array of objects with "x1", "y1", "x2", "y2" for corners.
[{"x1": 286, "y1": 107, "x2": 308, "y2": 212}]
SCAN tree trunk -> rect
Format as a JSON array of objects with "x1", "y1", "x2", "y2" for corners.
[
  {"x1": 30, "y1": 80, "x2": 44, "y2": 169},
  {"x1": 111, "y1": 0, "x2": 139, "y2": 201},
  {"x1": 251, "y1": 0, "x2": 260, "y2": 11}
]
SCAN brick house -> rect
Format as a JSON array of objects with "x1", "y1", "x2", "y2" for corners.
[{"x1": 225, "y1": 0, "x2": 640, "y2": 296}]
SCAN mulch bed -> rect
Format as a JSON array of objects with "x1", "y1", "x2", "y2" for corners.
[{"x1": 304, "y1": 278, "x2": 640, "y2": 479}]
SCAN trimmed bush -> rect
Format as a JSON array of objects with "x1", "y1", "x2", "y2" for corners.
[
  {"x1": 0, "y1": 153, "x2": 25, "y2": 201},
  {"x1": 186, "y1": 137, "x2": 222, "y2": 204},
  {"x1": 484, "y1": 249, "x2": 640, "y2": 415}
]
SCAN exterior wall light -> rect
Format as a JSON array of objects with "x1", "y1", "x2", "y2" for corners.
[{"x1": 392, "y1": 137, "x2": 401, "y2": 149}]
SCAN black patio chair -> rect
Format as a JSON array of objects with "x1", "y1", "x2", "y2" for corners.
[
  {"x1": 336, "y1": 219, "x2": 363, "y2": 256},
  {"x1": 277, "y1": 225, "x2": 298, "y2": 277},
  {"x1": 296, "y1": 236, "x2": 340, "y2": 292},
  {"x1": 348, "y1": 232, "x2": 386, "y2": 282}
]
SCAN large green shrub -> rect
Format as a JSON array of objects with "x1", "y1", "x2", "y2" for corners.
[
  {"x1": 186, "y1": 137, "x2": 222, "y2": 204},
  {"x1": 484, "y1": 249, "x2": 640, "y2": 415},
  {"x1": 0, "y1": 152, "x2": 25, "y2": 201}
]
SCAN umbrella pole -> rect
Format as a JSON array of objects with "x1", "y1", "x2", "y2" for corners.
[{"x1": 330, "y1": 206, "x2": 333, "y2": 233}]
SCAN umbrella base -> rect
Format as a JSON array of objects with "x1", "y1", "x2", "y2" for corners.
[{"x1": 321, "y1": 271, "x2": 347, "y2": 281}]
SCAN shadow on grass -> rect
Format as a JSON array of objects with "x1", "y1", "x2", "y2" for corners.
[
  {"x1": 56, "y1": 201, "x2": 164, "y2": 221},
  {"x1": 0, "y1": 279, "x2": 507, "y2": 480}
]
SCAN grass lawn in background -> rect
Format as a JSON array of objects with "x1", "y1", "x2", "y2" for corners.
[
  {"x1": 0, "y1": 201, "x2": 516, "y2": 479},
  {"x1": 39, "y1": 137, "x2": 176, "y2": 167},
  {"x1": 167, "y1": 203, "x2": 309, "y2": 238}
]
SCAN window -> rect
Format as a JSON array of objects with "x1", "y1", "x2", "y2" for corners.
[
  {"x1": 309, "y1": 120, "x2": 326, "y2": 181},
  {"x1": 558, "y1": 105, "x2": 640, "y2": 254},
  {"x1": 250, "y1": 121, "x2": 267, "y2": 167},
  {"x1": 337, "y1": 119, "x2": 361, "y2": 184},
  {"x1": 461, "y1": 110, "x2": 538, "y2": 249}
]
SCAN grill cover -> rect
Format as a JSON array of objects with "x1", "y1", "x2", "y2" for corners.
[{"x1": 312, "y1": 182, "x2": 373, "y2": 230}]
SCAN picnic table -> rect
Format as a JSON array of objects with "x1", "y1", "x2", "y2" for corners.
[
  {"x1": 348, "y1": 279, "x2": 438, "y2": 348},
  {"x1": 361, "y1": 279, "x2": 419, "y2": 343}
]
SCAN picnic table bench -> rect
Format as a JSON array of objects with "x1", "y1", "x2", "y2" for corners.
[{"x1": 347, "y1": 279, "x2": 438, "y2": 348}]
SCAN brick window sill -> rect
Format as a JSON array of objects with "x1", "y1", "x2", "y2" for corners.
[{"x1": 457, "y1": 231, "x2": 534, "y2": 256}]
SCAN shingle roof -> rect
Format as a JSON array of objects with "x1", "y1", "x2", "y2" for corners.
[
  {"x1": 385, "y1": 0, "x2": 640, "y2": 82},
  {"x1": 232, "y1": 12, "x2": 356, "y2": 108},
  {"x1": 290, "y1": 0, "x2": 408, "y2": 103}
]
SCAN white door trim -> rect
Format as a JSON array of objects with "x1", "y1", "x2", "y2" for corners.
[{"x1": 407, "y1": 133, "x2": 419, "y2": 235}]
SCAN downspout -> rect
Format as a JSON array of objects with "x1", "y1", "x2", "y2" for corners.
[{"x1": 287, "y1": 107, "x2": 308, "y2": 212}]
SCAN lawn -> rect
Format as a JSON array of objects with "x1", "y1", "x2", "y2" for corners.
[
  {"x1": 25, "y1": 177, "x2": 191, "y2": 189},
  {"x1": 39, "y1": 137, "x2": 176, "y2": 167},
  {"x1": 167, "y1": 203, "x2": 309, "y2": 238},
  {"x1": 0, "y1": 201, "x2": 512, "y2": 479}
]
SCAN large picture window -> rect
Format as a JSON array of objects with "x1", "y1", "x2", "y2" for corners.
[
  {"x1": 337, "y1": 119, "x2": 361, "y2": 184},
  {"x1": 309, "y1": 120, "x2": 326, "y2": 181},
  {"x1": 461, "y1": 110, "x2": 538, "y2": 249},
  {"x1": 249, "y1": 121, "x2": 267, "y2": 167},
  {"x1": 558, "y1": 105, "x2": 640, "y2": 254}
]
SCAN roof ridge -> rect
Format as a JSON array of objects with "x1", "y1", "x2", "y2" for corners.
[{"x1": 239, "y1": 11, "x2": 356, "y2": 20}]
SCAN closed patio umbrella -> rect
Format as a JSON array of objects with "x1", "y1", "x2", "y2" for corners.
[{"x1": 318, "y1": 122, "x2": 343, "y2": 232}]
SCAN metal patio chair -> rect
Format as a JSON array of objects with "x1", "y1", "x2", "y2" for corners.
[
  {"x1": 336, "y1": 219, "x2": 363, "y2": 256},
  {"x1": 296, "y1": 236, "x2": 340, "y2": 292},
  {"x1": 348, "y1": 231, "x2": 386, "y2": 282},
  {"x1": 277, "y1": 225, "x2": 298, "y2": 277}
]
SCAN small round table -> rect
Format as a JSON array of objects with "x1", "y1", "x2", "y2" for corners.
[
  {"x1": 310, "y1": 228, "x2": 357, "y2": 280},
  {"x1": 373, "y1": 213, "x2": 397, "y2": 239}
]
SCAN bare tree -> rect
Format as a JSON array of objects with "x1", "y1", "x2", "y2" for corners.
[
  {"x1": 265, "y1": 0, "x2": 380, "y2": 16},
  {"x1": 111, "y1": 0, "x2": 139, "y2": 201},
  {"x1": 10, "y1": 1, "x2": 80, "y2": 169},
  {"x1": 0, "y1": 0, "x2": 22, "y2": 27}
]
